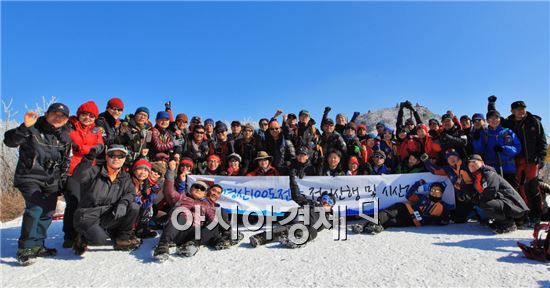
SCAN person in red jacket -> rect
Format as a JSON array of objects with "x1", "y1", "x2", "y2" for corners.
[
  {"x1": 246, "y1": 151, "x2": 279, "y2": 176},
  {"x1": 396, "y1": 127, "x2": 421, "y2": 163},
  {"x1": 63, "y1": 101, "x2": 103, "y2": 248}
]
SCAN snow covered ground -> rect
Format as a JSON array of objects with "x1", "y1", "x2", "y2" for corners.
[{"x1": 1, "y1": 218, "x2": 548, "y2": 287}]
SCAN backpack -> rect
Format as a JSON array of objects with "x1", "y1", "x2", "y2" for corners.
[{"x1": 517, "y1": 223, "x2": 550, "y2": 262}]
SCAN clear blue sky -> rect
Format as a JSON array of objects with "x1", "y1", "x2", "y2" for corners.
[{"x1": 2, "y1": 1, "x2": 549, "y2": 129}]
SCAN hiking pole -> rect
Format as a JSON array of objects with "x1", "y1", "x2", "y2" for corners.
[{"x1": 495, "y1": 151, "x2": 504, "y2": 177}]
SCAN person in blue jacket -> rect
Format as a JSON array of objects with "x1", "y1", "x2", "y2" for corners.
[{"x1": 472, "y1": 110, "x2": 521, "y2": 191}]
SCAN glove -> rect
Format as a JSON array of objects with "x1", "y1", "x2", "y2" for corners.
[
  {"x1": 493, "y1": 145, "x2": 503, "y2": 153},
  {"x1": 165, "y1": 101, "x2": 171, "y2": 110},
  {"x1": 399, "y1": 102, "x2": 405, "y2": 109},
  {"x1": 86, "y1": 144, "x2": 104, "y2": 160},
  {"x1": 420, "y1": 153, "x2": 429, "y2": 162},
  {"x1": 308, "y1": 118, "x2": 316, "y2": 126},
  {"x1": 352, "y1": 111, "x2": 360, "y2": 119},
  {"x1": 404, "y1": 100, "x2": 413, "y2": 109},
  {"x1": 324, "y1": 106, "x2": 331, "y2": 114},
  {"x1": 418, "y1": 179, "x2": 426, "y2": 185},
  {"x1": 488, "y1": 95, "x2": 497, "y2": 103},
  {"x1": 354, "y1": 146, "x2": 360, "y2": 154},
  {"x1": 113, "y1": 203, "x2": 127, "y2": 220}
]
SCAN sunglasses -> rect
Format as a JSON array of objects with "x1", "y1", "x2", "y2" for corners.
[
  {"x1": 109, "y1": 107, "x2": 123, "y2": 112},
  {"x1": 195, "y1": 131, "x2": 205, "y2": 134},
  {"x1": 216, "y1": 130, "x2": 227, "y2": 134},
  {"x1": 260, "y1": 123, "x2": 268, "y2": 126},
  {"x1": 192, "y1": 185, "x2": 207, "y2": 191},
  {"x1": 372, "y1": 155, "x2": 384, "y2": 159},
  {"x1": 107, "y1": 153, "x2": 126, "y2": 159},
  {"x1": 181, "y1": 164, "x2": 193, "y2": 168},
  {"x1": 269, "y1": 128, "x2": 280, "y2": 131},
  {"x1": 473, "y1": 119, "x2": 482, "y2": 122}
]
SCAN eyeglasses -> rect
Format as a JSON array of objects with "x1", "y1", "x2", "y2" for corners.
[
  {"x1": 372, "y1": 155, "x2": 384, "y2": 159},
  {"x1": 244, "y1": 129, "x2": 253, "y2": 133},
  {"x1": 177, "y1": 120, "x2": 188, "y2": 124},
  {"x1": 107, "y1": 153, "x2": 126, "y2": 159},
  {"x1": 192, "y1": 185, "x2": 206, "y2": 191},
  {"x1": 473, "y1": 119, "x2": 482, "y2": 122},
  {"x1": 195, "y1": 131, "x2": 205, "y2": 134},
  {"x1": 109, "y1": 107, "x2": 123, "y2": 112}
]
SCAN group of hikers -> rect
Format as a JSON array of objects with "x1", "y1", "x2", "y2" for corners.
[{"x1": 4, "y1": 95, "x2": 549, "y2": 265}]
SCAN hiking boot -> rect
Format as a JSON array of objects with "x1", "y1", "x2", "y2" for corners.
[
  {"x1": 176, "y1": 241, "x2": 200, "y2": 257},
  {"x1": 279, "y1": 234, "x2": 305, "y2": 249},
  {"x1": 494, "y1": 223, "x2": 518, "y2": 234},
  {"x1": 35, "y1": 246, "x2": 57, "y2": 257},
  {"x1": 249, "y1": 234, "x2": 266, "y2": 248},
  {"x1": 351, "y1": 223, "x2": 365, "y2": 234},
  {"x1": 62, "y1": 238, "x2": 74, "y2": 249},
  {"x1": 16, "y1": 248, "x2": 38, "y2": 266},
  {"x1": 214, "y1": 239, "x2": 232, "y2": 250},
  {"x1": 114, "y1": 238, "x2": 140, "y2": 251},
  {"x1": 73, "y1": 234, "x2": 87, "y2": 256},
  {"x1": 153, "y1": 242, "x2": 170, "y2": 262},
  {"x1": 363, "y1": 222, "x2": 384, "y2": 234}
]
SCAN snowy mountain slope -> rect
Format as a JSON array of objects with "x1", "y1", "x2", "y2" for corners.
[{"x1": 1, "y1": 218, "x2": 548, "y2": 287}]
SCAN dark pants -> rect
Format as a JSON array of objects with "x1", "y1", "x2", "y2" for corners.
[
  {"x1": 80, "y1": 203, "x2": 140, "y2": 245},
  {"x1": 480, "y1": 199, "x2": 526, "y2": 225},
  {"x1": 377, "y1": 203, "x2": 415, "y2": 228},
  {"x1": 18, "y1": 186, "x2": 58, "y2": 249},
  {"x1": 62, "y1": 177, "x2": 79, "y2": 241},
  {"x1": 159, "y1": 207, "x2": 221, "y2": 247},
  {"x1": 253, "y1": 222, "x2": 318, "y2": 244},
  {"x1": 451, "y1": 200, "x2": 474, "y2": 224}
]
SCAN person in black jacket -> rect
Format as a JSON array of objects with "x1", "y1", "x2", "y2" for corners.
[
  {"x1": 72, "y1": 145, "x2": 141, "y2": 255},
  {"x1": 95, "y1": 98, "x2": 127, "y2": 164},
  {"x1": 289, "y1": 147, "x2": 319, "y2": 178},
  {"x1": 467, "y1": 154, "x2": 529, "y2": 233},
  {"x1": 497, "y1": 98, "x2": 547, "y2": 226},
  {"x1": 439, "y1": 112, "x2": 468, "y2": 160},
  {"x1": 265, "y1": 121, "x2": 295, "y2": 175},
  {"x1": 3, "y1": 103, "x2": 72, "y2": 265},
  {"x1": 249, "y1": 173, "x2": 336, "y2": 248}
]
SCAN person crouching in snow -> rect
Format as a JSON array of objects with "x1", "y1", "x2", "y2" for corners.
[
  {"x1": 153, "y1": 169, "x2": 217, "y2": 260},
  {"x1": 249, "y1": 173, "x2": 336, "y2": 249},
  {"x1": 352, "y1": 179, "x2": 449, "y2": 234},
  {"x1": 72, "y1": 145, "x2": 141, "y2": 255},
  {"x1": 467, "y1": 154, "x2": 529, "y2": 234}
]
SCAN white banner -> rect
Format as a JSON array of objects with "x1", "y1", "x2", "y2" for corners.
[{"x1": 188, "y1": 173, "x2": 455, "y2": 215}]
